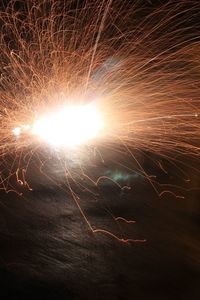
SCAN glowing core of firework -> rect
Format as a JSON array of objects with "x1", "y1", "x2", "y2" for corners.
[{"x1": 30, "y1": 104, "x2": 103, "y2": 148}]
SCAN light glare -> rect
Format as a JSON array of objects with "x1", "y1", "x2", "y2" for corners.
[{"x1": 31, "y1": 104, "x2": 103, "y2": 147}]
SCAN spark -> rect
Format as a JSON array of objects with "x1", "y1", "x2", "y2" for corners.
[
  {"x1": 0, "y1": 0, "x2": 200, "y2": 243},
  {"x1": 31, "y1": 103, "x2": 103, "y2": 148},
  {"x1": 12, "y1": 127, "x2": 21, "y2": 136}
]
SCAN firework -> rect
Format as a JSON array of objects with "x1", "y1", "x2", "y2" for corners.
[{"x1": 0, "y1": 0, "x2": 200, "y2": 242}]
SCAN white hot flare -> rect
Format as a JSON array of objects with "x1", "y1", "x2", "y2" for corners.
[{"x1": 31, "y1": 104, "x2": 103, "y2": 148}]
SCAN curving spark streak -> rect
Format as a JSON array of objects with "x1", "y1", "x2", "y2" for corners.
[
  {"x1": 1, "y1": 0, "x2": 200, "y2": 243},
  {"x1": 31, "y1": 104, "x2": 103, "y2": 148}
]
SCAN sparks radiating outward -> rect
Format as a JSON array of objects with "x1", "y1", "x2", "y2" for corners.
[
  {"x1": 0, "y1": 0, "x2": 200, "y2": 242},
  {"x1": 13, "y1": 103, "x2": 103, "y2": 147}
]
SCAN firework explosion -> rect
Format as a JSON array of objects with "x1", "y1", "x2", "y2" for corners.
[{"x1": 0, "y1": 0, "x2": 200, "y2": 242}]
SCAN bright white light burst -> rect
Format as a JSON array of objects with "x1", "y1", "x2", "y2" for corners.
[{"x1": 31, "y1": 104, "x2": 103, "y2": 148}]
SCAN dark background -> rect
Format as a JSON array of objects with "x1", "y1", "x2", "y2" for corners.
[{"x1": 0, "y1": 154, "x2": 199, "y2": 300}]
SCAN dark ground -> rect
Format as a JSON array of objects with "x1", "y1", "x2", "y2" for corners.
[{"x1": 0, "y1": 155, "x2": 199, "y2": 300}]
